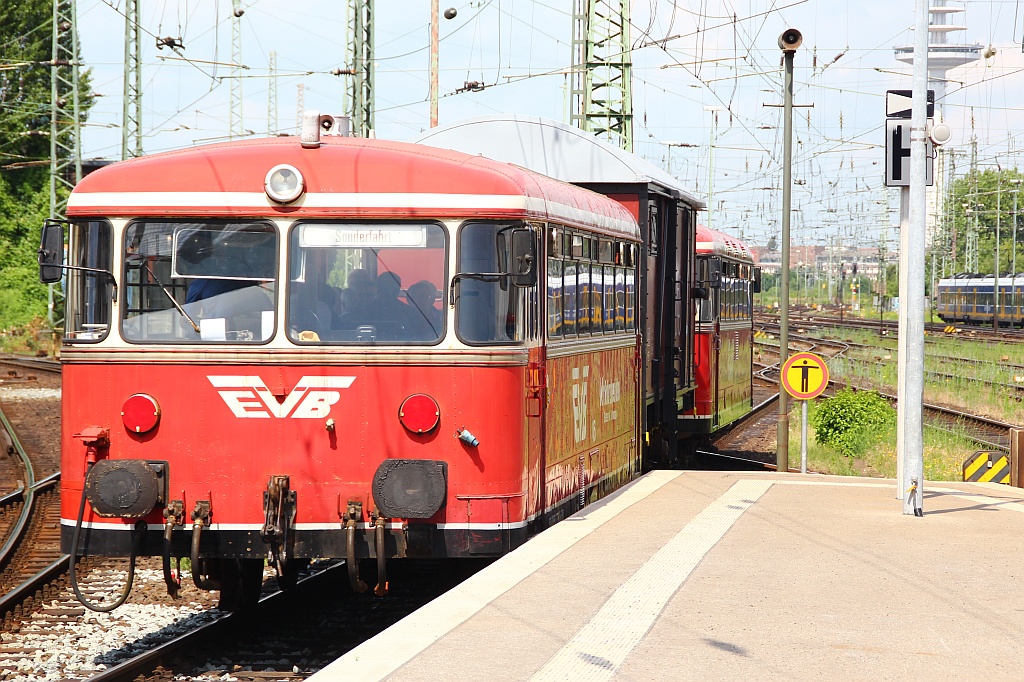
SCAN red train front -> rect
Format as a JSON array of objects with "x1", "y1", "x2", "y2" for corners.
[{"x1": 44, "y1": 123, "x2": 641, "y2": 608}]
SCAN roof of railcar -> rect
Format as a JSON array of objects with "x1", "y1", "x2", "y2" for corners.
[
  {"x1": 695, "y1": 224, "x2": 755, "y2": 263},
  {"x1": 67, "y1": 136, "x2": 639, "y2": 239},
  {"x1": 414, "y1": 115, "x2": 705, "y2": 208},
  {"x1": 938, "y1": 274, "x2": 1024, "y2": 287}
]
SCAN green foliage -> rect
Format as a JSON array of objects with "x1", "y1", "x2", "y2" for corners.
[
  {"x1": 0, "y1": 2, "x2": 94, "y2": 170},
  {"x1": 0, "y1": 3, "x2": 94, "y2": 332},
  {"x1": 0, "y1": 175, "x2": 50, "y2": 326},
  {"x1": 948, "y1": 168, "x2": 1024, "y2": 276},
  {"x1": 811, "y1": 389, "x2": 896, "y2": 458}
]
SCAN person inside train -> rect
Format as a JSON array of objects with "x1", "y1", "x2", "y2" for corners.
[
  {"x1": 177, "y1": 230, "x2": 273, "y2": 339},
  {"x1": 372, "y1": 271, "x2": 413, "y2": 325},
  {"x1": 406, "y1": 279, "x2": 443, "y2": 340},
  {"x1": 340, "y1": 268, "x2": 375, "y2": 317}
]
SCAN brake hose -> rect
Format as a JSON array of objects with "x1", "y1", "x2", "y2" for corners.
[{"x1": 68, "y1": 463, "x2": 139, "y2": 612}]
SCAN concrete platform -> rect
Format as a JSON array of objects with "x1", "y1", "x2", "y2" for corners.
[{"x1": 311, "y1": 471, "x2": 1024, "y2": 680}]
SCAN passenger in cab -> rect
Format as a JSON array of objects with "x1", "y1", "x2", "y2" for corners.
[{"x1": 406, "y1": 280, "x2": 443, "y2": 340}]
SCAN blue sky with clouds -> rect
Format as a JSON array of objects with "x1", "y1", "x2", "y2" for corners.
[{"x1": 76, "y1": 1, "x2": 1024, "y2": 247}]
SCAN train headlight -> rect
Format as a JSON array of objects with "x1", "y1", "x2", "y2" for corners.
[
  {"x1": 264, "y1": 164, "x2": 305, "y2": 204},
  {"x1": 398, "y1": 393, "x2": 441, "y2": 434},
  {"x1": 121, "y1": 393, "x2": 160, "y2": 434}
]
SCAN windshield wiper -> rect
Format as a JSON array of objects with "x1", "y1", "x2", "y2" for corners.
[{"x1": 126, "y1": 254, "x2": 201, "y2": 333}]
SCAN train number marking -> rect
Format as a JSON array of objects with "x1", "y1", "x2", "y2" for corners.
[{"x1": 208, "y1": 375, "x2": 356, "y2": 418}]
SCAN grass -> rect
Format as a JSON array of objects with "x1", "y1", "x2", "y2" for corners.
[
  {"x1": 803, "y1": 326, "x2": 1023, "y2": 425},
  {"x1": 0, "y1": 318, "x2": 57, "y2": 357},
  {"x1": 786, "y1": 398, "x2": 995, "y2": 482}
]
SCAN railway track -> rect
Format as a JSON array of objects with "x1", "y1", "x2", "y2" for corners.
[
  {"x1": 758, "y1": 309, "x2": 1024, "y2": 344},
  {"x1": 75, "y1": 558, "x2": 489, "y2": 682}
]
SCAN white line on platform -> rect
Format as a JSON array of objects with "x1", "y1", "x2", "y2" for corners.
[
  {"x1": 310, "y1": 470, "x2": 684, "y2": 682},
  {"x1": 529, "y1": 478, "x2": 773, "y2": 682},
  {"x1": 929, "y1": 487, "x2": 1024, "y2": 512}
]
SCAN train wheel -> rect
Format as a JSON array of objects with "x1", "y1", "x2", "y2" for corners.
[{"x1": 217, "y1": 558, "x2": 265, "y2": 611}]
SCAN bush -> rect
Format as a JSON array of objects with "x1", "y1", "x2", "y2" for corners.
[{"x1": 811, "y1": 388, "x2": 895, "y2": 457}]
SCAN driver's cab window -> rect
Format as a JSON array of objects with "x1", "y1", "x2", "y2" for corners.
[
  {"x1": 695, "y1": 258, "x2": 714, "y2": 323},
  {"x1": 122, "y1": 221, "x2": 277, "y2": 343},
  {"x1": 456, "y1": 222, "x2": 528, "y2": 345}
]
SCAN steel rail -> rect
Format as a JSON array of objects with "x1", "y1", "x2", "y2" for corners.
[
  {"x1": 88, "y1": 560, "x2": 346, "y2": 682},
  {"x1": 0, "y1": 404, "x2": 37, "y2": 572}
]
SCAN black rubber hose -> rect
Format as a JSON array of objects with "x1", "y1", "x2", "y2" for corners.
[
  {"x1": 346, "y1": 521, "x2": 367, "y2": 593},
  {"x1": 162, "y1": 520, "x2": 181, "y2": 598},
  {"x1": 69, "y1": 468, "x2": 138, "y2": 612},
  {"x1": 374, "y1": 520, "x2": 388, "y2": 597},
  {"x1": 190, "y1": 520, "x2": 221, "y2": 590}
]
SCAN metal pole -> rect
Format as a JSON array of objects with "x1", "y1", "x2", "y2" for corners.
[
  {"x1": 800, "y1": 399, "x2": 808, "y2": 474},
  {"x1": 995, "y1": 179, "x2": 1001, "y2": 332},
  {"x1": 901, "y1": 0, "x2": 928, "y2": 516},
  {"x1": 896, "y1": 186, "x2": 909, "y2": 498},
  {"x1": 707, "y1": 110, "x2": 717, "y2": 231},
  {"x1": 429, "y1": 0, "x2": 439, "y2": 128},
  {"x1": 777, "y1": 39, "x2": 798, "y2": 474}
]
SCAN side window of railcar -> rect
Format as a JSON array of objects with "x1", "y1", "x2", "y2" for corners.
[
  {"x1": 547, "y1": 258, "x2": 564, "y2": 338},
  {"x1": 64, "y1": 220, "x2": 114, "y2": 342},
  {"x1": 695, "y1": 259, "x2": 713, "y2": 323},
  {"x1": 547, "y1": 229, "x2": 637, "y2": 340},
  {"x1": 121, "y1": 221, "x2": 277, "y2": 343},
  {"x1": 287, "y1": 222, "x2": 447, "y2": 344},
  {"x1": 456, "y1": 222, "x2": 528, "y2": 345}
]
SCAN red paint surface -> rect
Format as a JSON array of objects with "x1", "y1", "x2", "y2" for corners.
[{"x1": 62, "y1": 363, "x2": 528, "y2": 526}]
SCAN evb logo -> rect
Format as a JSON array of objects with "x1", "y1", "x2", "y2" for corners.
[{"x1": 209, "y1": 375, "x2": 356, "y2": 418}]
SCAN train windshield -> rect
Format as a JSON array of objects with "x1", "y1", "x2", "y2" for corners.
[
  {"x1": 121, "y1": 221, "x2": 277, "y2": 343},
  {"x1": 287, "y1": 222, "x2": 447, "y2": 344}
]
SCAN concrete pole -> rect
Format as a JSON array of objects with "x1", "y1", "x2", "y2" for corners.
[
  {"x1": 430, "y1": 0, "x2": 439, "y2": 128},
  {"x1": 901, "y1": 0, "x2": 928, "y2": 516},
  {"x1": 777, "y1": 38, "x2": 798, "y2": 474}
]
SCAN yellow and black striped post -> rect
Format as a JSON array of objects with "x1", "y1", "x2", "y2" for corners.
[{"x1": 963, "y1": 450, "x2": 1011, "y2": 484}]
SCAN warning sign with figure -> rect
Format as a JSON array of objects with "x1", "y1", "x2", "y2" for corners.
[{"x1": 781, "y1": 352, "x2": 829, "y2": 400}]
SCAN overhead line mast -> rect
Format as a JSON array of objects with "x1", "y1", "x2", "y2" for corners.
[
  {"x1": 571, "y1": 0, "x2": 633, "y2": 152},
  {"x1": 346, "y1": 0, "x2": 374, "y2": 137},
  {"x1": 49, "y1": 0, "x2": 82, "y2": 329},
  {"x1": 230, "y1": 0, "x2": 244, "y2": 139},
  {"x1": 122, "y1": 0, "x2": 141, "y2": 159}
]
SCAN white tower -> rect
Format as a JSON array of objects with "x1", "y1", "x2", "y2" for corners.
[{"x1": 894, "y1": 1, "x2": 982, "y2": 264}]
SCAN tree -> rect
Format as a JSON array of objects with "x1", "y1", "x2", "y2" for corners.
[
  {"x1": 0, "y1": 1, "x2": 93, "y2": 327},
  {"x1": 946, "y1": 168, "x2": 1024, "y2": 276}
]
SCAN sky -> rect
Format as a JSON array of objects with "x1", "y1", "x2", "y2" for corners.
[{"x1": 73, "y1": 1, "x2": 1024, "y2": 251}]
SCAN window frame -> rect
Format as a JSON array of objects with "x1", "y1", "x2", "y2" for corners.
[
  {"x1": 285, "y1": 219, "x2": 450, "y2": 346},
  {"x1": 120, "y1": 219, "x2": 279, "y2": 345}
]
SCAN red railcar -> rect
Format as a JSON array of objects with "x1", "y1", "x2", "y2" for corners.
[
  {"x1": 40, "y1": 118, "x2": 643, "y2": 608},
  {"x1": 417, "y1": 116, "x2": 760, "y2": 464},
  {"x1": 687, "y1": 225, "x2": 759, "y2": 432}
]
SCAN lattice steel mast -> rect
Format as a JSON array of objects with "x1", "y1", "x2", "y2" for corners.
[
  {"x1": 346, "y1": 0, "x2": 374, "y2": 137},
  {"x1": 49, "y1": 0, "x2": 82, "y2": 327},
  {"x1": 267, "y1": 51, "x2": 277, "y2": 136},
  {"x1": 122, "y1": 0, "x2": 141, "y2": 158},
  {"x1": 230, "y1": 0, "x2": 244, "y2": 139},
  {"x1": 570, "y1": 0, "x2": 633, "y2": 151}
]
